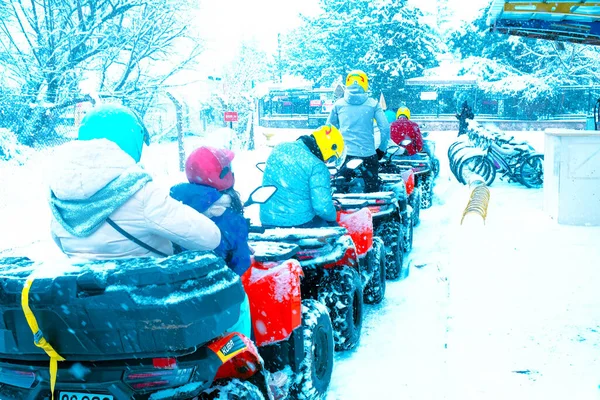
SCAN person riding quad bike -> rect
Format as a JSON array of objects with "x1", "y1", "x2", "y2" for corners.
[
  {"x1": 327, "y1": 69, "x2": 390, "y2": 193},
  {"x1": 49, "y1": 104, "x2": 222, "y2": 259},
  {"x1": 260, "y1": 124, "x2": 345, "y2": 228},
  {"x1": 170, "y1": 146, "x2": 254, "y2": 339},
  {"x1": 390, "y1": 106, "x2": 424, "y2": 157}
]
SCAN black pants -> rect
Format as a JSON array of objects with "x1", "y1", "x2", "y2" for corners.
[
  {"x1": 345, "y1": 154, "x2": 380, "y2": 193},
  {"x1": 299, "y1": 216, "x2": 338, "y2": 228}
]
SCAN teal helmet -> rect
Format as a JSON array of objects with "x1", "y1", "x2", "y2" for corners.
[{"x1": 78, "y1": 104, "x2": 149, "y2": 162}]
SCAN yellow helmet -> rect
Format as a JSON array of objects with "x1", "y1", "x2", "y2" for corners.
[
  {"x1": 346, "y1": 70, "x2": 369, "y2": 92},
  {"x1": 396, "y1": 107, "x2": 411, "y2": 119},
  {"x1": 312, "y1": 125, "x2": 346, "y2": 168}
]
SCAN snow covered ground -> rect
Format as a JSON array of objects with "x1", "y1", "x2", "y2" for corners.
[{"x1": 0, "y1": 130, "x2": 598, "y2": 399}]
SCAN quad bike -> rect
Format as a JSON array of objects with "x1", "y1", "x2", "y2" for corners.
[
  {"x1": 384, "y1": 141, "x2": 436, "y2": 210},
  {"x1": 0, "y1": 187, "x2": 334, "y2": 400},
  {"x1": 248, "y1": 207, "x2": 385, "y2": 353},
  {"x1": 331, "y1": 159, "x2": 412, "y2": 281},
  {"x1": 251, "y1": 162, "x2": 386, "y2": 352}
]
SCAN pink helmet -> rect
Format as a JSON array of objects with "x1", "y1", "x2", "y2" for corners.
[{"x1": 185, "y1": 146, "x2": 235, "y2": 191}]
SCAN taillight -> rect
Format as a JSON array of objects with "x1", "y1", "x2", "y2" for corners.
[
  {"x1": 124, "y1": 368, "x2": 193, "y2": 392},
  {"x1": 368, "y1": 206, "x2": 382, "y2": 213},
  {"x1": 152, "y1": 358, "x2": 177, "y2": 369},
  {"x1": 0, "y1": 367, "x2": 36, "y2": 388}
]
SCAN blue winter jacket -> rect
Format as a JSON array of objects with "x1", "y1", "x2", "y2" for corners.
[
  {"x1": 170, "y1": 183, "x2": 251, "y2": 276},
  {"x1": 260, "y1": 140, "x2": 337, "y2": 227},
  {"x1": 327, "y1": 84, "x2": 390, "y2": 157}
]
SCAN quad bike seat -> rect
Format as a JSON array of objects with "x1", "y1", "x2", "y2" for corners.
[
  {"x1": 249, "y1": 227, "x2": 348, "y2": 248},
  {"x1": 0, "y1": 252, "x2": 245, "y2": 362},
  {"x1": 249, "y1": 241, "x2": 300, "y2": 262},
  {"x1": 379, "y1": 173, "x2": 404, "y2": 183}
]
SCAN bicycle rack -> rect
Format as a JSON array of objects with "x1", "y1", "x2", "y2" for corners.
[{"x1": 461, "y1": 173, "x2": 490, "y2": 225}]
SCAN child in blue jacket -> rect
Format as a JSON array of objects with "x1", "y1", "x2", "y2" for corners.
[
  {"x1": 170, "y1": 146, "x2": 251, "y2": 276},
  {"x1": 170, "y1": 146, "x2": 252, "y2": 337}
]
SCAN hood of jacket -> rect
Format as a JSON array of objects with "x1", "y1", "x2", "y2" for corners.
[
  {"x1": 344, "y1": 84, "x2": 369, "y2": 106},
  {"x1": 170, "y1": 183, "x2": 224, "y2": 214},
  {"x1": 48, "y1": 139, "x2": 152, "y2": 237}
]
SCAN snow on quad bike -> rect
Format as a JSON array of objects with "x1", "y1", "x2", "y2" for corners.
[
  {"x1": 383, "y1": 142, "x2": 435, "y2": 210},
  {"x1": 248, "y1": 208, "x2": 385, "y2": 353},
  {"x1": 0, "y1": 187, "x2": 334, "y2": 400},
  {"x1": 331, "y1": 158, "x2": 413, "y2": 281}
]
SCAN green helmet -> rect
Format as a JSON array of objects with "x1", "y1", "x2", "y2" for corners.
[{"x1": 78, "y1": 104, "x2": 149, "y2": 162}]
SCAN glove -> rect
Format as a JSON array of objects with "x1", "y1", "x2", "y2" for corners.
[
  {"x1": 376, "y1": 149, "x2": 385, "y2": 160},
  {"x1": 333, "y1": 199, "x2": 342, "y2": 211}
]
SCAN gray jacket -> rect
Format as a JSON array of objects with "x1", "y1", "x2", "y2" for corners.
[{"x1": 327, "y1": 85, "x2": 390, "y2": 157}]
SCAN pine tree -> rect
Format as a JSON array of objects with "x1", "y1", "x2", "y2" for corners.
[{"x1": 281, "y1": 0, "x2": 440, "y2": 107}]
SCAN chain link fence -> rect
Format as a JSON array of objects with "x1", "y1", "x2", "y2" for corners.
[
  {"x1": 0, "y1": 89, "x2": 256, "y2": 165},
  {"x1": 401, "y1": 85, "x2": 600, "y2": 120}
]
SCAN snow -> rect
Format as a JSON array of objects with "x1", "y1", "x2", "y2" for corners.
[
  {"x1": 68, "y1": 363, "x2": 91, "y2": 380},
  {"x1": 0, "y1": 129, "x2": 598, "y2": 399},
  {"x1": 249, "y1": 227, "x2": 346, "y2": 242},
  {"x1": 0, "y1": 128, "x2": 30, "y2": 164},
  {"x1": 325, "y1": 131, "x2": 600, "y2": 399},
  {"x1": 148, "y1": 381, "x2": 206, "y2": 400},
  {"x1": 106, "y1": 273, "x2": 240, "y2": 306},
  {"x1": 247, "y1": 259, "x2": 302, "y2": 302}
]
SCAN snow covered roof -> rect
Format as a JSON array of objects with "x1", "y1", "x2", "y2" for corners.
[
  {"x1": 405, "y1": 75, "x2": 478, "y2": 86},
  {"x1": 488, "y1": 0, "x2": 600, "y2": 46}
]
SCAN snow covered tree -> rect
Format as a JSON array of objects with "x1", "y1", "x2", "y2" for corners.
[
  {"x1": 0, "y1": 0, "x2": 202, "y2": 145},
  {"x1": 447, "y1": 2, "x2": 600, "y2": 117},
  {"x1": 217, "y1": 41, "x2": 273, "y2": 149},
  {"x1": 282, "y1": 0, "x2": 439, "y2": 108}
]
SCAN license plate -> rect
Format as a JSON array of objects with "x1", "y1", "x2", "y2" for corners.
[{"x1": 59, "y1": 392, "x2": 114, "y2": 400}]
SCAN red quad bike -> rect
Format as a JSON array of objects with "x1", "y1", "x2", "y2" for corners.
[
  {"x1": 252, "y1": 163, "x2": 386, "y2": 352},
  {"x1": 0, "y1": 187, "x2": 334, "y2": 400},
  {"x1": 248, "y1": 208, "x2": 385, "y2": 353},
  {"x1": 331, "y1": 159, "x2": 414, "y2": 281},
  {"x1": 384, "y1": 140, "x2": 436, "y2": 210}
]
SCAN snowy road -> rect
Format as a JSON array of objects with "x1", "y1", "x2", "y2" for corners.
[
  {"x1": 326, "y1": 132, "x2": 600, "y2": 400},
  {"x1": 1, "y1": 131, "x2": 599, "y2": 400}
]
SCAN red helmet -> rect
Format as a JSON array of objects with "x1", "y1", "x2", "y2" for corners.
[{"x1": 185, "y1": 146, "x2": 235, "y2": 191}]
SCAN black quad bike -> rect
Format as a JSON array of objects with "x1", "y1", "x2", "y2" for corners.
[
  {"x1": 0, "y1": 187, "x2": 335, "y2": 400},
  {"x1": 331, "y1": 158, "x2": 413, "y2": 281}
]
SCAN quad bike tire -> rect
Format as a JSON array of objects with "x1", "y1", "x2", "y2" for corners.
[
  {"x1": 432, "y1": 157, "x2": 440, "y2": 179},
  {"x1": 318, "y1": 267, "x2": 363, "y2": 352},
  {"x1": 199, "y1": 378, "x2": 265, "y2": 400},
  {"x1": 417, "y1": 172, "x2": 434, "y2": 209},
  {"x1": 364, "y1": 237, "x2": 386, "y2": 305},
  {"x1": 376, "y1": 221, "x2": 406, "y2": 280},
  {"x1": 404, "y1": 215, "x2": 414, "y2": 254},
  {"x1": 409, "y1": 187, "x2": 421, "y2": 227},
  {"x1": 293, "y1": 299, "x2": 335, "y2": 399}
]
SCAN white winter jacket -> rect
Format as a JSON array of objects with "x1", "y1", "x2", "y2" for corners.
[{"x1": 49, "y1": 139, "x2": 221, "y2": 260}]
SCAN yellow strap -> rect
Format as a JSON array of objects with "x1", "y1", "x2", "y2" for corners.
[{"x1": 21, "y1": 277, "x2": 65, "y2": 400}]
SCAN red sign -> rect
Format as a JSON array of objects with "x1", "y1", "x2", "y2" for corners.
[
  {"x1": 310, "y1": 100, "x2": 322, "y2": 107},
  {"x1": 224, "y1": 111, "x2": 238, "y2": 122}
]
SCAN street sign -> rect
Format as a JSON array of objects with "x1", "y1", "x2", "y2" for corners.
[
  {"x1": 310, "y1": 100, "x2": 322, "y2": 107},
  {"x1": 420, "y1": 91, "x2": 438, "y2": 101},
  {"x1": 224, "y1": 111, "x2": 238, "y2": 122}
]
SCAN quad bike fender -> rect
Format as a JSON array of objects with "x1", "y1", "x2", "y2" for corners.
[
  {"x1": 337, "y1": 208, "x2": 374, "y2": 257},
  {"x1": 242, "y1": 258, "x2": 304, "y2": 347}
]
